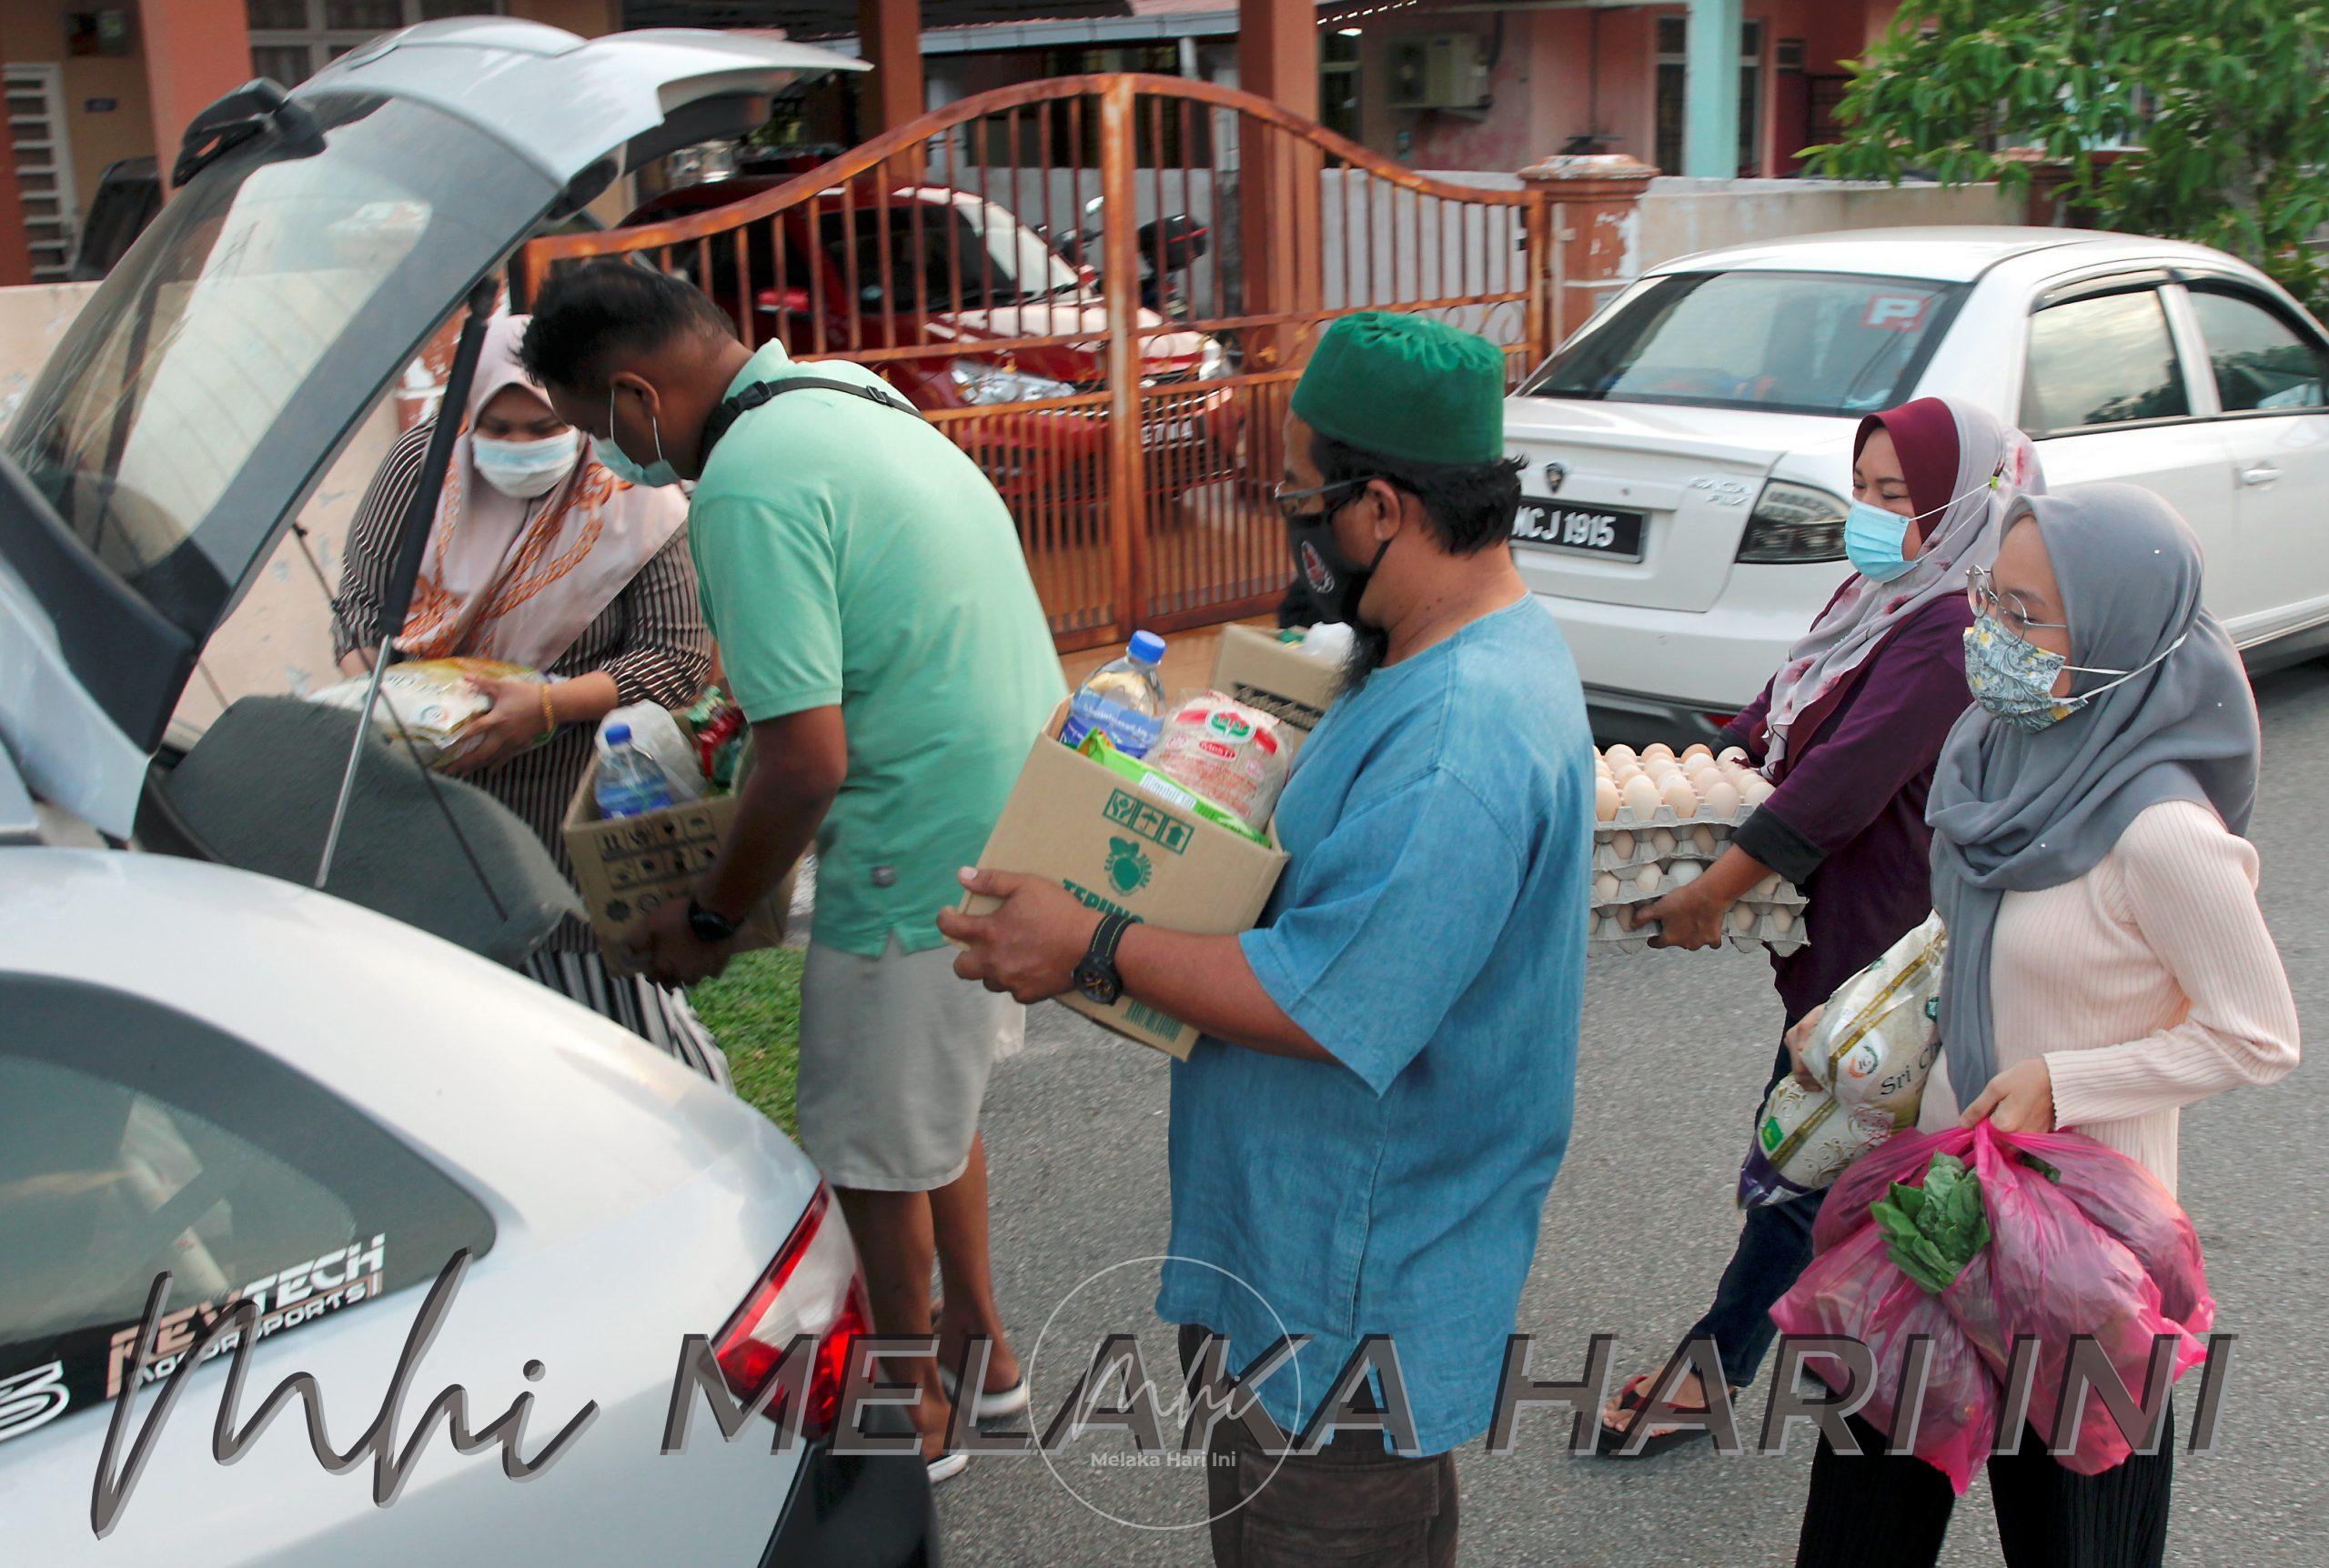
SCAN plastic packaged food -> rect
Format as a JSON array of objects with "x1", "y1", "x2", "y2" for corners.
[
  {"x1": 1142, "y1": 690, "x2": 1293, "y2": 835},
  {"x1": 307, "y1": 657, "x2": 539, "y2": 769},
  {"x1": 1076, "y1": 729, "x2": 1270, "y2": 845},
  {"x1": 1736, "y1": 914, "x2": 1946, "y2": 1207}
]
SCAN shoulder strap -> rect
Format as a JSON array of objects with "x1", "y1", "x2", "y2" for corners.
[{"x1": 699, "y1": 374, "x2": 925, "y2": 465}]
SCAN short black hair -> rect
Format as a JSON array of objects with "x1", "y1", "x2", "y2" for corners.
[
  {"x1": 1312, "y1": 433, "x2": 1525, "y2": 555},
  {"x1": 519, "y1": 259, "x2": 735, "y2": 393}
]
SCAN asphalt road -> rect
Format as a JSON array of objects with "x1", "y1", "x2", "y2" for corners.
[{"x1": 932, "y1": 658, "x2": 2329, "y2": 1567}]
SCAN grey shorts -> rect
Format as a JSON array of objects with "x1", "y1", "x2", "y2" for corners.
[{"x1": 796, "y1": 937, "x2": 1023, "y2": 1191}]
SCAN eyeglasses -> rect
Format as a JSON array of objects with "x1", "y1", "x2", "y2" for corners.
[
  {"x1": 1965, "y1": 564, "x2": 2070, "y2": 637},
  {"x1": 1272, "y1": 476, "x2": 1379, "y2": 523}
]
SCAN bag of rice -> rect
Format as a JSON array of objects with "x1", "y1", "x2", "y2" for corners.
[
  {"x1": 1736, "y1": 912, "x2": 1948, "y2": 1208},
  {"x1": 1144, "y1": 691, "x2": 1293, "y2": 836},
  {"x1": 307, "y1": 657, "x2": 539, "y2": 769}
]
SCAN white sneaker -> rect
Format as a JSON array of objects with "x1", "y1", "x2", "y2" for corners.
[{"x1": 926, "y1": 1450, "x2": 970, "y2": 1485}]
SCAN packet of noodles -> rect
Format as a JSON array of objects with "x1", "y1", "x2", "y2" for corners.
[
  {"x1": 1075, "y1": 729, "x2": 1272, "y2": 846},
  {"x1": 1143, "y1": 691, "x2": 1293, "y2": 835}
]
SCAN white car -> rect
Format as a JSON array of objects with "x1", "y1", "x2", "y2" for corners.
[
  {"x1": 0, "y1": 19, "x2": 933, "y2": 1566},
  {"x1": 1503, "y1": 226, "x2": 2329, "y2": 740}
]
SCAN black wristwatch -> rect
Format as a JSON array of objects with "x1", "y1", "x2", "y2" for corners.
[
  {"x1": 687, "y1": 896, "x2": 742, "y2": 944},
  {"x1": 1074, "y1": 911, "x2": 1135, "y2": 1005}
]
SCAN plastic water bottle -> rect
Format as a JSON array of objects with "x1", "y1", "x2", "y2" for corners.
[
  {"x1": 595, "y1": 722, "x2": 674, "y2": 819},
  {"x1": 1059, "y1": 629, "x2": 1168, "y2": 758}
]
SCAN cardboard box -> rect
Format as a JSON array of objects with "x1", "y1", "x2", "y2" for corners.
[
  {"x1": 562, "y1": 759, "x2": 794, "y2": 975},
  {"x1": 958, "y1": 709, "x2": 1289, "y2": 1058},
  {"x1": 1208, "y1": 624, "x2": 1344, "y2": 752}
]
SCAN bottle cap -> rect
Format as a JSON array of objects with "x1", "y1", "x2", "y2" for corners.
[
  {"x1": 604, "y1": 723, "x2": 631, "y2": 746},
  {"x1": 1127, "y1": 629, "x2": 1166, "y2": 665}
]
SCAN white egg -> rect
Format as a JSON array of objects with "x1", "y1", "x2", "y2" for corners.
[
  {"x1": 1620, "y1": 774, "x2": 1660, "y2": 821},
  {"x1": 1642, "y1": 743, "x2": 1676, "y2": 762},
  {"x1": 1661, "y1": 779, "x2": 1699, "y2": 819},
  {"x1": 1603, "y1": 744, "x2": 1638, "y2": 766},
  {"x1": 1649, "y1": 828, "x2": 1678, "y2": 859},
  {"x1": 1680, "y1": 743, "x2": 1713, "y2": 762},
  {"x1": 1594, "y1": 870, "x2": 1620, "y2": 902},
  {"x1": 1768, "y1": 907, "x2": 1797, "y2": 936},
  {"x1": 1752, "y1": 873, "x2": 1781, "y2": 900},
  {"x1": 1702, "y1": 780, "x2": 1742, "y2": 820},
  {"x1": 1595, "y1": 777, "x2": 1619, "y2": 822},
  {"x1": 1633, "y1": 864, "x2": 1662, "y2": 897},
  {"x1": 1740, "y1": 775, "x2": 1775, "y2": 807},
  {"x1": 1692, "y1": 825, "x2": 1719, "y2": 856},
  {"x1": 1667, "y1": 860, "x2": 1702, "y2": 888},
  {"x1": 1610, "y1": 829, "x2": 1635, "y2": 860},
  {"x1": 1730, "y1": 904, "x2": 1759, "y2": 933},
  {"x1": 1718, "y1": 746, "x2": 1749, "y2": 767}
]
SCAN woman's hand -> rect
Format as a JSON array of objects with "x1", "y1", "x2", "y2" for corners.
[
  {"x1": 1784, "y1": 1005, "x2": 1826, "y2": 1089},
  {"x1": 1631, "y1": 879, "x2": 1728, "y2": 950},
  {"x1": 446, "y1": 676, "x2": 553, "y2": 777},
  {"x1": 1959, "y1": 1058, "x2": 2055, "y2": 1134}
]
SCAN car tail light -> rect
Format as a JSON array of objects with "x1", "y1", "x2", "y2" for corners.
[
  {"x1": 1736, "y1": 480, "x2": 1849, "y2": 564},
  {"x1": 713, "y1": 1186, "x2": 869, "y2": 1441}
]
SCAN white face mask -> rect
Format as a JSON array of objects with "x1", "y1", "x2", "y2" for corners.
[{"x1": 472, "y1": 428, "x2": 581, "y2": 498}]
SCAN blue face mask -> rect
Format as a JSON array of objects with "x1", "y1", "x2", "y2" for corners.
[
  {"x1": 1843, "y1": 499, "x2": 1914, "y2": 582},
  {"x1": 596, "y1": 386, "x2": 681, "y2": 488},
  {"x1": 1844, "y1": 464, "x2": 2010, "y2": 583}
]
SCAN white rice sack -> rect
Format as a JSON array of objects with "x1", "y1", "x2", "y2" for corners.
[{"x1": 1736, "y1": 912, "x2": 1947, "y2": 1207}]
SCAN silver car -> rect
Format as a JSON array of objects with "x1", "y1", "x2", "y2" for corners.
[{"x1": 0, "y1": 19, "x2": 933, "y2": 1565}]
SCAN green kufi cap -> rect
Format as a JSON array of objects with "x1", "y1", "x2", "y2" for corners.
[{"x1": 1290, "y1": 311, "x2": 1507, "y2": 467}]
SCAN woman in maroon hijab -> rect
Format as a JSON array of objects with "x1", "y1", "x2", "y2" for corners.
[{"x1": 1596, "y1": 396, "x2": 2044, "y2": 1455}]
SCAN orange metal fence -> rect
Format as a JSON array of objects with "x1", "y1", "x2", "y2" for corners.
[{"x1": 518, "y1": 74, "x2": 1559, "y2": 652}]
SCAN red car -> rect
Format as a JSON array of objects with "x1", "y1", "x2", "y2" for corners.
[{"x1": 620, "y1": 176, "x2": 1242, "y2": 510}]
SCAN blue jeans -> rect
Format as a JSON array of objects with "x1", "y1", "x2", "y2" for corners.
[{"x1": 1685, "y1": 1038, "x2": 1825, "y2": 1390}]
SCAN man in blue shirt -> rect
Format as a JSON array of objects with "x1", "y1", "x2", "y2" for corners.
[{"x1": 943, "y1": 312, "x2": 1591, "y2": 1564}]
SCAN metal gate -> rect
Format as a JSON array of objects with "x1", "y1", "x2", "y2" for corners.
[{"x1": 519, "y1": 73, "x2": 1558, "y2": 652}]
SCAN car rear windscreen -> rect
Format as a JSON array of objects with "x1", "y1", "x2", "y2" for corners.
[{"x1": 1522, "y1": 269, "x2": 1967, "y2": 417}]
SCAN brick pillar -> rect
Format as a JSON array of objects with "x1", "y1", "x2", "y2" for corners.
[
  {"x1": 1517, "y1": 154, "x2": 1657, "y2": 348},
  {"x1": 140, "y1": 0, "x2": 252, "y2": 195},
  {"x1": 0, "y1": 85, "x2": 31, "y2": 286},
  {"x1": 1236, "y1": 0, "x2": 1322, "y2": 375},
  {"x1": 859, "y1": 0, "x2": 925, "y2": 182}
]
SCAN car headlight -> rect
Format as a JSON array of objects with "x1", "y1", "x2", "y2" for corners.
[
  {"x1": 948, "y1": 359, "x2": 1076, "y2": 406},
  {"x1": 1736, "y1": 480, "x2": 1849, "y2": 564},
  {"x1": 1197, "y1": 337, "x2": 1228, "y2": 380}
]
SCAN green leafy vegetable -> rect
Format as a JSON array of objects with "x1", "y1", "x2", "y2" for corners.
[{"x1": 1871, "y1": 1152, "x2": 1993, "y2": 1293}]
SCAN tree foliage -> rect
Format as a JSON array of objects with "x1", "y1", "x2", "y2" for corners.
[{"x1": 1805, "y1": 2, "x2": 2329, "y2": 317}]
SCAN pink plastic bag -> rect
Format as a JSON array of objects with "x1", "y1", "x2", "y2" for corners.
[
  {"x1": 1774, "y1": 1122, "x2": 2212, "y2": 1492},
  {"x1": 1772, "y1": 1223, "x2": 2000, "y2": 1494}
]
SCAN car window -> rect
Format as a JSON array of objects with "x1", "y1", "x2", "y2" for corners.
[
  {"x1": 0, "y1": 977, "x2": 495, "y2": 1442},
  {"x1": 816, "y1": 200, "x2": 1074, "y2": 314},
  {"x1": 2021, "y1": 289, "x2": 2191, "y2": 434},
  {"x1": 1522, "y1": 270, "x2": 1964, "y2": 417},
  {"x1": 2184, "y1": 288, "x2": 2329, "y2": 413}
]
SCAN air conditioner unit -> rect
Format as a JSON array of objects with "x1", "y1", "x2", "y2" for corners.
[{"x1": 1388, "y1": 35, "x2": 1489, "y2": 111}]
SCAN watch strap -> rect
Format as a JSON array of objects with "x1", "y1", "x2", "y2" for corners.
[{"x1": 1088, "y1": 910, "x2": 1134, "y2": 971}]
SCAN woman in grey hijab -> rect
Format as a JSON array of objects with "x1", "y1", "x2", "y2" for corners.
[{"x1": 1794, "y1": 483, "x2": 2299, "y2": 1568}]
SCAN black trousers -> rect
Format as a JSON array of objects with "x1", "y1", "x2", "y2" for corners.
[
  {"x1": 1797, "y1": 1409, "x2": 2174, "y2": 1568},
  {"x1": 1177, "y1": 1324, "x2": 1458, "y2": 1568}
]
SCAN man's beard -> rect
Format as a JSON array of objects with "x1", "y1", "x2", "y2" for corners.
[{"x1": 1338, "y1": 623, "x2": 1392, "y2": 693}]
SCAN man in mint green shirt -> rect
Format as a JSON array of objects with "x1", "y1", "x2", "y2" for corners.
[{"x1": 523, "y1": 262, "x2": 1062, "y2": 1480}]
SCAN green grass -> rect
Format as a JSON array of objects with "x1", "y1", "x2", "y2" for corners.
[{"x1": 690, "y1": 946, "x2": 805, "y2": 1136}]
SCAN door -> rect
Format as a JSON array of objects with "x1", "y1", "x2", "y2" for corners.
[
  {"x1": 2018, "y1": 279, "x2": 2243, "y2": 621},
  {"x1": 3, "y1": 64, "x2": 76, "y2": 281},
  {"x1": 2173, "y1": 279, "x2": 2329, "y2": 645}
]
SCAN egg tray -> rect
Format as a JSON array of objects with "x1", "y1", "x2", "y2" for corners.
[
  {"x1": 1594, "y1": 823, "x2": 1734, "y2": 871},
  {"x1": 1597, "y1": 799, "x2": 1757, "y2": 834},
  {"x1": 1590, "y1": 869, "x2": 1807, "y2": 910}
]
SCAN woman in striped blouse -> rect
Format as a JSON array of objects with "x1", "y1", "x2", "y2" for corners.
[{"x1": 334, "y1": 315, "x2": 721, "y2": 1076}]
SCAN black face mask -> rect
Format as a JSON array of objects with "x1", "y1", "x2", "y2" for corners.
[{"x1": 1284, "y1": 487, "x2": 1392, "y2": 628}]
